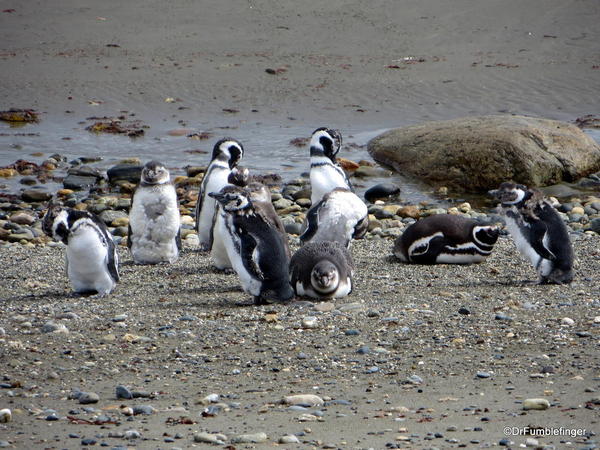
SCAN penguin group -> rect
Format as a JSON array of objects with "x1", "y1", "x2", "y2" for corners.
[{"x1": 41, "y1": 128, "x2": 575, "y2": 299}]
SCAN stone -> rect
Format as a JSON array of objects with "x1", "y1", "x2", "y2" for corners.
[
  {"x1": 21, "y1": 189, "x2": 51, "y2": 202},
  {"x1": 279, "y1": 435, "x2": 301, "y2": 444},
  {"x1": 301, "y1": 316, "x2": 318, "y2": 329},
  {"x1": 364, "y1": 183, "x2": 401, "y2": 202},
  {"x1": 116, "y1": 385, "x2": 133, "y2": 399},
  {"x1": 194, "y1": 432, "x2": 227, "y2": 444},
  {"x1": 283, "y1": 394, "x2": 324, "y2": 407},
  {"x1": 0, "y1": 168, "x2": 18, "y2": 177},
  {"x1": 368, "y1": 115, "x2": 600, "y2": 192},
  {"x1": 9, "y1": 212, "x2": 35, "y2": 225},
  {"x1": 107, "y1": 164, "x2": 143, "y2": 184},
  {"x1": 0, "y1": 409, "x2": 11, "y2": 423},
  {"x1": 354, "y1": 165, "x2": 392, "y2": 178},
  {"x1": 522, "y1": 398, "x2": 550, "y2": 410},
  {"x1": 78, "y1": 392, "x2": 100, "y2": 404},
  {"x1": 99, "y1": 210, "x2": 128, "y2": 225},
  {"x1": 231, "y1": 432, "x2": 268, "y2": 444}
]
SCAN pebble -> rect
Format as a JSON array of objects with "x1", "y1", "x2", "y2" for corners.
[
  {"x1": 132, "y1": 405, "x2": 156, "y2": 415},
  {"x1": 116, "y1": 385, "x2": 133, "y2": 399},
  {"x1": 561, "y1": 317, "x2": 575, "y2": 326},
  {"x1": 284, "y1": 394, "x2": 324, "y2": 407},
  {"x1": 124, "y1": 429, "x2": 141, "y2": 439},
  {"x1": 522, "y1": 398, "x2": 550, "y2": 410},
  {"x1": 194, "y1": 432, "x2": 227, "y2": 444},
  {"x1": 0, "y1": 409, "x2": 11, "y2": 423},
  {"x1": 476, "y1": 371, "x2": 491, "y2": 379},
  {"x1": 231, "y1": 432, "x2": 268, "y2": 444},
  {"x1": 279, "y1": 434, "x2": 301, "y2": 444},
  {"x1": 301, "y1": 316, "x2": 318, "y2": 329},
  {"x1": 458, "y1": 307, "x2": 471, "y2": 315},
  {"x1": 41, "y1": 321, "x2": 69, "y2": 334},
  {"x1": 78, "y1": 392, "x2": 100, "y2": 404}
]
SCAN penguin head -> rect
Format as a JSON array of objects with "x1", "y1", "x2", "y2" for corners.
[
  {"x1": 472, "y1": 225, "x2": 500, "y2": 247},
  {"x1": 209, "y1": 185, "x2": 250, "y2": 212},
  {"x1": 141, "y1": 161, "x2": 170, "y2": 185},
  {"x1": 212, "y1": 138, "x2": 244, "y2": 169},
  {"x1": 311, "y1": 260, "x2": 340, "y2": 294},
  {"x1": 42, "y1": 205, "x2": 70, "y2": 244},
  {"x1": 227, "y1": 166, "x2": 250, "y2": 187},
  {"x1": 488, "y1": 182, "x2": 529, "y2": 206},
  {"x1": 310, "y1": 127, "x2": 342, "y2": 160},
  {"x1": 247, "y1": 182, "x2": 272, "y2": 203}
]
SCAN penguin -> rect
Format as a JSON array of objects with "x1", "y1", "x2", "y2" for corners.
[
  {"x1": 489, "y1": 182, "x2": 574, "y2": 284},
  {"x1": 209, "y1": 186, "x2": 295, "y2": 304},
  {"x1": 308, "y1": 127, "x2": 352, "y2": 204},
  {"x1": 290, "y1": 241, "x2": 354, "y2": 300},
  {"x1": 195, "y1": 138, "x2": 244, "y2": 250},
  {"x1": 393, "y1": 214, "x2": 499, "y2": 264},
  {"x1": 210, "y1": 169, "x2": 290, "y2": 271},
  {"x1": 42, "y1": 206, "x2": 119, "y2": 296},
  {"x1": 300, "y1": 187, "x2": 368, "y2": 249},
  {"x1": 128, "y1": 160, "x2": 181, "y2": 264}
]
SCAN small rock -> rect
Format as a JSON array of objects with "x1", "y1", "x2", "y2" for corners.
[
  {"x1": 0, "y1": 409, "x2": 11, "y2": 423},
  {"x1": 476, "y1": 371, "x2": 491, "y2": 379},
  {"x1": 231, "y1": 432, "x2": 268, "y2": 444},
  {"x1": 124, "y1": 430, "x2": 141, "y2": 440},
  {"x1": 21, "y1": 189, "x2": 52, "y2": 202},
  {"x1": 522, "y1": 398, "x2": 550, "y2": 410},
  {"x1": 78, "y1": 392, "x2": 100, "y2": 404},
  {"x1": 132, "y1": 405, "x2": 156, "y2": 415},
  {"x1": 283, "y1": 394, "x2": 324, "y2": 407},
  {"x1": 116, "y1": 385, "x2": 133, "y2": 399},
  {"x1": 194, "y1": 432, "x2": 227, "y2": 444},
  {"x1": 458, "y1": 307, "x2": 471, "y2": 315},
  {"x1": 41, "y1": 321, "x2": 69, "y2": 334},
  {"x1": 301, "y1": 316, "x2": 318, "y2": 329},
  {"x1": 561, "y1": 317, "x2": 575, "y2": 326},
  {"x1": 279, "y1": 435, "x2": 300, "y2": 444}
]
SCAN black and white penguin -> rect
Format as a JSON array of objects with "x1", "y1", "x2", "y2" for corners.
[
  {"x1": 195, "y1": 138, "x2": 244, "y2": 250},
  {"x1": 489, "y1": 182, "x2": 574, "y2": 284},
  {"x1": 308, "y1": 127, "x2": 352, "y2": 204},
  {"x1": 290, "y1": 241, "x2": 354, "y2": 300},
  {"x1": 42, "y1": 206, "x2": 119, "y2": 296},
  {"x1": 300, "y1": 187, "x2": 368, "y2": 248},
  {"x1": 209, "y1": 186, "x2": 294, "y2": 304},
  {"x1": 393, "y1": 214, "x2": 499, "y2": 264},
  {"x1": 128, "y1": 161, "x2": 181, "y2": 264}
]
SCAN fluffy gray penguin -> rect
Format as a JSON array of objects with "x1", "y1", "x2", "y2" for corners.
[
  {"x1": 393, "y1": 214, "x2": 499, "y2": 264},
  {"x1": 489, "y1": 182, "x2": 574, "y2": 284},
  {"x1": 308, "y1": 127, "x2": 352, "y2": 204},
  {"x1": 209, "y1": 185, "x2": 294, "y2": 305},
  {"x1": 290, "y1": 241, "x2": 354, "y2": 299},
  {"x1": 128, "y1": 160, "x2": 181, "y2": 264},
  {"x1": 300, "y1": 187, "x2": 368, "y2": 249},
  {"x1": 195, "y1": 138, "x2": 244, "y2": 250},
  {"x1": 42, "y1": 206, "x2": 119, "y2": 296}
]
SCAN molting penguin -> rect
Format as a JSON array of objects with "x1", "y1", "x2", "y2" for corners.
[
  {"x1": 128, "y1": 161, "x2": 181, "y2": 264},
  {"x1": 42, "y1": 206, "x2": 119, "y2": 296},
  {"x1": 308, "y1": 127, "x2": 352, "y2": 204},
  {"x1": 489, "y1": 182, "x2": 574, "y2": 284},
  {"x1": 195, "y1": 138, "x2": 244, "y2": 250},
  {"x1": 393, "y1": 214, "x2": 499, "y2": 264},
  {"x1": 209, "y1": 186, "x2": 294, "y2": 305},
  {"x1": 290, "y1": 241, "x2": 354, "y2": 300},
  {"x1": 300, "y1": 187, "x2": 368, "y2": 248}
]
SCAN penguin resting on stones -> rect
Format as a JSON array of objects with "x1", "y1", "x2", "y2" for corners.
[
  {"x1": 209, "y1": 186, "x2": 294, "y2": 305},
  {"x1": 393, "y1": 214, "x2": 499, "y2": 264},
  {"x1": 42, "y1": 206, "x2": 119, "y2": 296},
  {"x1": 300, "y1": 187, "x2": 368, "y2": 249},
  {"x1": 308, "y1": 127, "x2": 352, "y2": 204},
  {"x1": 290, "y1": 241, "x2": 354, "y2": 300},
  {"x1": 128, "y1": 161, "x2": 181, "y2": 264},
  {"x1": 195, "y1": 138, "x2": 244, "y2": 250},
  {"x1": 489, "y1": 182, "x2": 574, "y2": 284}
]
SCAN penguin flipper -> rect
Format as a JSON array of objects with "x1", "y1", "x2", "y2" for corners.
[
  {"x1": 527, "y1": 220, "x2": 556, "y2": 261},
  {"x1": 299, "y1": 199, "x2": 323, "y2": 244},
  {"x1": 127, "y1": 223, "x2": 133, "y2": 250},
  {"x1": 352, "y1": 214, "x2": 369, "y2": 240},
  {"x1": 175, "y1": 227, "x2": 182, "y2": 252},
  {"x1": 106, "y1": 239, "x2": 120, "y2": 282},
  {"x1": 240, "y1": 231, "x2": 264, "y2": 281}
]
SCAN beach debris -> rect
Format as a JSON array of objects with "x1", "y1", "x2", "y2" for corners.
[
  {"x1": 0, "y1": 108, "x2": 39, "y2": 123},
  {"x1": 265, "y1": 67, "x2": 287, "y2": 75},
  {"x1": 187, "y1": 131, "x2": 213, "y2": 140},
  {"x1": 575, "y1": 115, "x2": 600, "y2": 129},
  {"x1": 289, "y1": 137, "x2": 310, "y2": 147},
  {"x1": 85, "y1": 116, "x2": 146, "y2": 137}
]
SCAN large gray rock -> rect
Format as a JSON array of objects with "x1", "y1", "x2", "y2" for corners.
[{"x1": 367, "y1": 115, "x2": 600, "y2": 192}]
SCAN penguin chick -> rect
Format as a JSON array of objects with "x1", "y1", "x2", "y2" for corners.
[
  {"x1": 308, "y1": 127, "x2": 352, "y2": 204},
  {"x1": 300, "y1": 187, "x2": 368, "y2": 249},
  {"x1": 393, "y1": 214, "x2": 499, "y2": 264},
  {"x1": 42, "y1": 206, "x2": 119, "y2": 296},
  {"x1": 128, "y1": 160, "x2": 181, "y2": 264},
  {"x1": 290, "y1": 241, "x2": 354, "y2": 299},
  {"x1": 195, "y1": 138, "x2": 244, "y2": 250},
  {"x1": 489, "y1": 182, "x2": 574, "y2": 284},
  {"x1": 209, "y1": 186, "x2": 294, "y2": 304}
]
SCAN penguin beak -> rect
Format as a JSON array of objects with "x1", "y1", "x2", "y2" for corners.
[
  {"x1": 208, "y1": 192, "x2": 225, "y2": 202},
  {"x1": 488, "y1": 189, "x2": 499, "y2": 198}
]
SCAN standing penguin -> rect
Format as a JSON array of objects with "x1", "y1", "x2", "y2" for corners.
[
  {"x1": 128, "y1": 161, "x2": 181, "y2": 264},
  {"x1": 300, "y1": 187, "x2": 368, "y2": 248},
  {"x1": 42, "y1": 206, "x2": 119, "y2": 296},
  {"x1": 290, "y1": 241, "x2": 354, "y2": 300},
  {"x1": 308, "y1": 127, "x2": 352, "y2": 204},
  {"x1": 489, "y1": 182, "x2": 574, "y2": 284},
  {"x1": 393, "y1": 214, "x2": 499, "y2": 264},
  {"x1": 195, "y1": 138, "x2": 244, "y2": 250},
  {"x1": 209, "y1": 186, "x2": 294, "y2": 305}
]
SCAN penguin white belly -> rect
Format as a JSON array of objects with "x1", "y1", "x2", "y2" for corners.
[
  {"x1": 503, "y1": 214, "x2": 541, "y2": 268},
  {"x1": 130, "y1": 188, "x2": 180, "y2": 264},
  {"x1": 311, "y1": 191, "x2": 367, "y2": 245},
  {"x1": 210, "y1": 213, "x2": 232, "y2": 270},
  {"x1": 310, "y1": 164, "x2": 348, "y2": 204},
  {"x1": 67, "y1": 229, "x2": 115, "y2": 295},
  {"x1": 296, "y1": 278, "x2": 352, "y2": 299},
  {"x1": 221, "y1": 216, "x2": 261, "y2": 296},
  {"x1": 197, "y1": 167, "x2": 230, "y2": 247}
]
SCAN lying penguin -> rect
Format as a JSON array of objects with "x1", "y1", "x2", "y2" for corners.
[
  {"x1": 42, "y1": 206, "x2": 119, "y2": 296},
  {"x1": 195, "y1": 138, "x2": 244, "y2": 250},
  {"x1": 489, "y1": 182, "x2": 574, "y2": 284},
  {"x1": 300, "y1": 187, "x2": 368, "y2": 249},
  {"x1": 308, "y1": 127, "x2": 352, "y2": 204},
  {"x1": 209, "y1": 185, "x2": 294, "y2": 305},
  {"x1": 128, "y1": 160, "x2": 181, "y2": 264},
  {"x1": 290, "y1": 241, "x2": 354, "y2": 300},
  {"x1": 393, "y1": 214, "x2": 499, "y2": 264}
]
